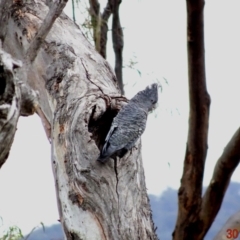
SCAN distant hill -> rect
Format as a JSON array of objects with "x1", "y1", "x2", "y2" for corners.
[
  {"x1": 22, "y1": 224, "x2": 64, "y2": 240},
  {"x1": 24, "y1": 181, "x2": 240, "y2": 240},
  {"x1": 149, "y1": 181, "x2": 240, "y2": 240}
]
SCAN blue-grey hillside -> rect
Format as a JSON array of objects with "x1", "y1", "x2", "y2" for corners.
[{"x1": 23, "y1": 182, "x2": 240, "y2": 240}]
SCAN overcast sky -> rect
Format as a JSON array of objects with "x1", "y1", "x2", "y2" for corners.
[{"x1": 1, "y1": 0, "x2": 240, "y2": 235}]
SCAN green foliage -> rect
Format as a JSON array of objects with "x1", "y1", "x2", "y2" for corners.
[
  {"x1": 0, "y1": 225, "x2": 23, "y2": 240},
  {"x1": 124, "y1": 55, "x2": 142, "y2": 77},
  {"x1": 22, "y1": 224, "x2": 63, "y2": 240},
  {"x1": 71, "y1": 0, "x2": 94, "y2": 43},
  {"x1": 0, "y1": 219, "x2": 46, "y2": 240}
]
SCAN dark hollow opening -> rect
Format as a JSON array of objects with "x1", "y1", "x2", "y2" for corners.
[
  {"x1": 88, "y1": 106, "x2": 119, "y2": 151},
  {"x1": 0, "y1": 66, "x2": 6, "y2": 96}
]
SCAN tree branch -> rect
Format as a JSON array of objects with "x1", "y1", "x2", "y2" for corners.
[
  {"x1": 24, "y1": 0, "x2": 68, "y2": 140},
  {"x1": 99, "y1": 1, "x2": 112, "y2": 59},
  {"x1": 72, "y1": 0, "x2": 76, "y2": 23},
  {"x1": 173, "y1": 0, "x2": 210, "y2": 239},
  {"x1": 26, "y1": 0, "x2": 69, "y2": 63},
  {"x1": 88, "y1": 0, "x2": 100, "y2": 51},
  {"x1": 111, "y1": 0, "x2": 124, "y2": 94},
  {"x1": 200, "y1": 127, "x2": 240, "y2": 237},
  {"x1": 88, "y1": 0, "x2": 112, "y2": 59}
]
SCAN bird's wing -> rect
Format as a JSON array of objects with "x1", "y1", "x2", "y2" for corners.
[
  {"x1": 98, "y1": 104, "x2": 147, "y2": 162},
  {"x1": 109, "y1": 105, "x2": 148, "y2": 150}
]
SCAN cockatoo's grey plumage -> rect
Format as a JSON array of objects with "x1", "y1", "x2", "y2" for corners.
[{"x1": 97, "y1": 83, "x2": 158, "y2": 163}]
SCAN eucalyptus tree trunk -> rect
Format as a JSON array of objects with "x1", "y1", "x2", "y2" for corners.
[
  {"x1": 0, "y1": 0, "x2": 158, "y2": 239},
  {"x1": 173, "y1": 0, "x2": 240, "y2": 239}
]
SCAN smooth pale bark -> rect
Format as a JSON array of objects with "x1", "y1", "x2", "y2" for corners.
[
  {"x1": 213, "y1": 211, "x2": 240, "y2": 240},
  {"x1": 0, "y1": 0, "x2": 158, "y2": 239}
]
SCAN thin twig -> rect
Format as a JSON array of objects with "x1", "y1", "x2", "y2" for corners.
[
  {"x1": 72, "y1": 0, "x2": 76, "y2": 22},
  {"x1": 26, "y1": 0, "x2": 69, "y2": 63},
  {"x1": 88, "y1": 0, "x2": 100, "y2": 51},
  {"x1": 99, "y1": 1, "x2": 112, "y2": 58},
  {"x1": 24, "y1": 0, "x2": 69, "y2": 141},
  {"x1": 111, "y1": 0, "x2": 124, "y2": 94}
]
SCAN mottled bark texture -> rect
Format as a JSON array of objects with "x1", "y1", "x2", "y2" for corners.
[
  {"x1": 88, "y1": 0, "x2": 124, "y2": 94},
  {"x1": 173, "y1": 1, "x2": 240, "y2": 239},
  {"x1": 0, "y1": 45, "x2": 39, "y2": 167},
  {"x1": 0, "y1": 0, "x2": 158, "y2": 239},
  {"x1": 0, "y1": 48, "x2": 21, "y2": 167}
]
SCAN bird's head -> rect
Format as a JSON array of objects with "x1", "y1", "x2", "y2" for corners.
[{"x1": 132, "y1": 83, "x2": 159, "y2": 111}]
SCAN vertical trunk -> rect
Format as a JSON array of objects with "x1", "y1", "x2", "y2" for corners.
[{"x1": 173, "y1": 0, "x2": 210, "y2": 239}]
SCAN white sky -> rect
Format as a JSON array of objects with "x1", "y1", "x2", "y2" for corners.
[{"x1": 1, "y1": 0, "x2": 240, "y2": 235}]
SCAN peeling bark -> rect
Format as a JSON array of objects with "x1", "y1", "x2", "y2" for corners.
[
  {"x1": 0, "y1": 48, "x2": 21, "y2": 167},
  {"x1": 0, "y1": 1, "x2": 157, "y2": 239},
  {"x1": 0, "y1": 46, "x2": 39, "y2": 167}
]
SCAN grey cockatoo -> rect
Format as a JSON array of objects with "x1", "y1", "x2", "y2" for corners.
[{"x1": 97, "y1": 83, "x2": 158, "y2": 163}]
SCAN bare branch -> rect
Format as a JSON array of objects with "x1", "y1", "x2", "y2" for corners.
[
  {"x1": 88, "y1": 0, "x2": 123, "y2": 94},
  {"x1": 26, "y1": 0, "x2": 69, "y2": 63},
  {"x1": 88, "y1": 0, "x2": 100, "y2": 51},
  {"x1": 99, "y1": 1, "x2": 112, "y2": 58},
  {"x1": 19, "y1": 0, "x2": 62, "y2": 140},
  {"x1": 200, "y1": 127, "x2": 240, "y2": 237},
  {"x1": 111, "y1": 0, "x2": 124, "y2": 94},
  {"x1": 173, "y1": 0, "x2": 210, "y2": 239},
  {"x1": 72, "y1": 0, "x2": 76, "y2": 23},
  {"x1": 88, "y1": 0, "x2": 112, "y2": 59},
  {"x1": 213, "y1": 210, "x2": 240, "y2": 240}
]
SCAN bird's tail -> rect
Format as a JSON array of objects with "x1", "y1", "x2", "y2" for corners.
[
  {"x1": 97, "y1": 144, "x2": 115, "y2": 163},
  {"x1": 97, "y1": 154, "x2": 109, "y2": 163}
]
